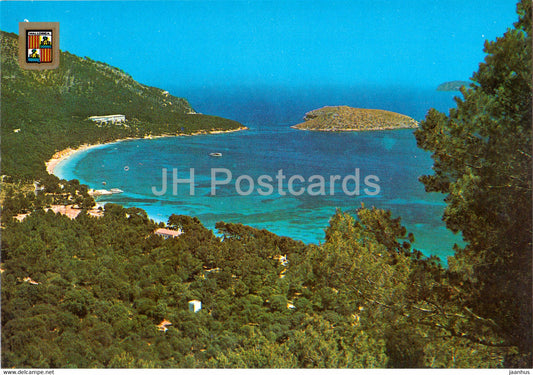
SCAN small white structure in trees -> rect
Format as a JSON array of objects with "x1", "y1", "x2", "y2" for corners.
[
  {"x1": 33, "y1": 181, "x2": 45, "y2": 195},
  {"x1": 157, "y1": 319, "x2": 172, "y2": 332},
  {"x1": 154, "y1": 228, "x2": 183, "y2": 239},
  {"x1": 273, "y1": 254, "x2": 289, "y2": 266},
  {"x1": 188, "y1": 300, "x2": 202, "y2": 313}
]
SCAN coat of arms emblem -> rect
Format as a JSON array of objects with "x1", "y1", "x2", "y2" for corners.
[
  {"x1": 26, "y1": 30, "x2": 53, "y2": 63},
  {"x1": 18, "y1": 22, "x2": 59, "y2": 70}
]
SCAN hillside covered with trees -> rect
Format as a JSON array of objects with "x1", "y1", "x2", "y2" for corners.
[
  {"x1": 1, "y1": 0, "x2": 531, "y2": 369},
  {"x1": 0, "y1": 204, "x2": 513, "y2": 368}
]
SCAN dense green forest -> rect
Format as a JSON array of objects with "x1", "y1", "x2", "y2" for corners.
[
  {"x1": 0, "y1": 31, "x2": 243, "y2": 180},
  {"x1": 1, "y1": 0, "x2": 531, "y2": 369},
  {"x1": 0, "y1": 202, "x2": 514, "y2": 368}
]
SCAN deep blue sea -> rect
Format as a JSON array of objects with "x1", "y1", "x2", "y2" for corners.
[{"x1": 56, "y1": 85, "x2": 463, "y2": 261}]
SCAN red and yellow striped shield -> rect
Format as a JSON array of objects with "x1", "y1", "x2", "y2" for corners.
[
  {"x1": 40, "y1": 48, "x2": 52, "y2": 62},
  {"x1": 28, "y1": 34, "x2": 40, "y2": 49}
]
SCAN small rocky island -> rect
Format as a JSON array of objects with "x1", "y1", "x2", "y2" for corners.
[
  {"x1": 292, "y1": 106, "x2": 418, "y2": 132},
  {"x1": 437, "y1": 80, "x2": 470, "y2": 91}
]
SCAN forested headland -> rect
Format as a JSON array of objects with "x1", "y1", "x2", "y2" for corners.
[
  {"x1": 0, "y1": 31, "x2": 244, "y2": 180},
  {"x1": 1, "y1": 0, "x2": 531, "y2": 369}
]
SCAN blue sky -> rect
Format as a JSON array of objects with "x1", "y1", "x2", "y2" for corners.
[{"x1": 1, "y1": 1, "x2": 519, "y2": 90}]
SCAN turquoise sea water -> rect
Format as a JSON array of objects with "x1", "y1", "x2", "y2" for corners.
[{"x1": 55, "y1": 86, "x2": 463, "y2": 261}]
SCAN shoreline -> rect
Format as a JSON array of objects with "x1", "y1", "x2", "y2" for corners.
[{"x1": 45, "y1": 126, "x2": 248, "y2": 176}]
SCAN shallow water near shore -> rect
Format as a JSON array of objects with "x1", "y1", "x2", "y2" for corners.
[{"x1": 55, "y1": 85, "x2": 463, "y2": 262}]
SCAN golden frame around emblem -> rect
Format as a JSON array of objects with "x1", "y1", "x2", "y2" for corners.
[{"x1": 18, "y1": 22, "x2": 60, "y2": 70}]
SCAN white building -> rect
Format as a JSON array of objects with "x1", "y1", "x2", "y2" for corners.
[
  {"x1": 33, "y1": 181, "x2": 45, "y2": 196},
  {"x1": 154, "y1": 228, "x2": 183, "y2": 239},
  {"x1": 188, "y1": 300, "x2": 202, "y2": 313},
  {"x1": 88, "y1": 114, "x2": 126, "y2": 124}
]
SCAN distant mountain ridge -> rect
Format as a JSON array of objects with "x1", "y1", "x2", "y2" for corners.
[
  {"x1": 292, "y1": 106, "x2": 418, "y2": 132},
  {"x1": 0, "y1": 31, "x2": 243, "y2": 179}
]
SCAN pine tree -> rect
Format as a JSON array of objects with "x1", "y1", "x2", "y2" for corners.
[{"x1": 415, "y1": 0, "x2": 532, "y2": 366}]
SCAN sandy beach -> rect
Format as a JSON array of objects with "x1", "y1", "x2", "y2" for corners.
[
  {"x1": 207, "y1": 126, "x2": 248, "y2": 135},
  {"x1": 45, "y1": 126, "x2": 248, "y2": 176},
  {"x1": 46, "y1": 144, "x2": 102, "y2": 175}
]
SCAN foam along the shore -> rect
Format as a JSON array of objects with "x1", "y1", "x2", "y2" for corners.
[
  {"x1": 46, "y1": 143, "x2": 104, "y2": 175},
  {"x1": 45, "y1": 126, "x2": 249, "y2": 176}
]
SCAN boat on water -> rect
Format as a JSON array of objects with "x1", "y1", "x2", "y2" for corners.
[{"x1": 209, "y1": 152, "x2": 222, "y2": 157}]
